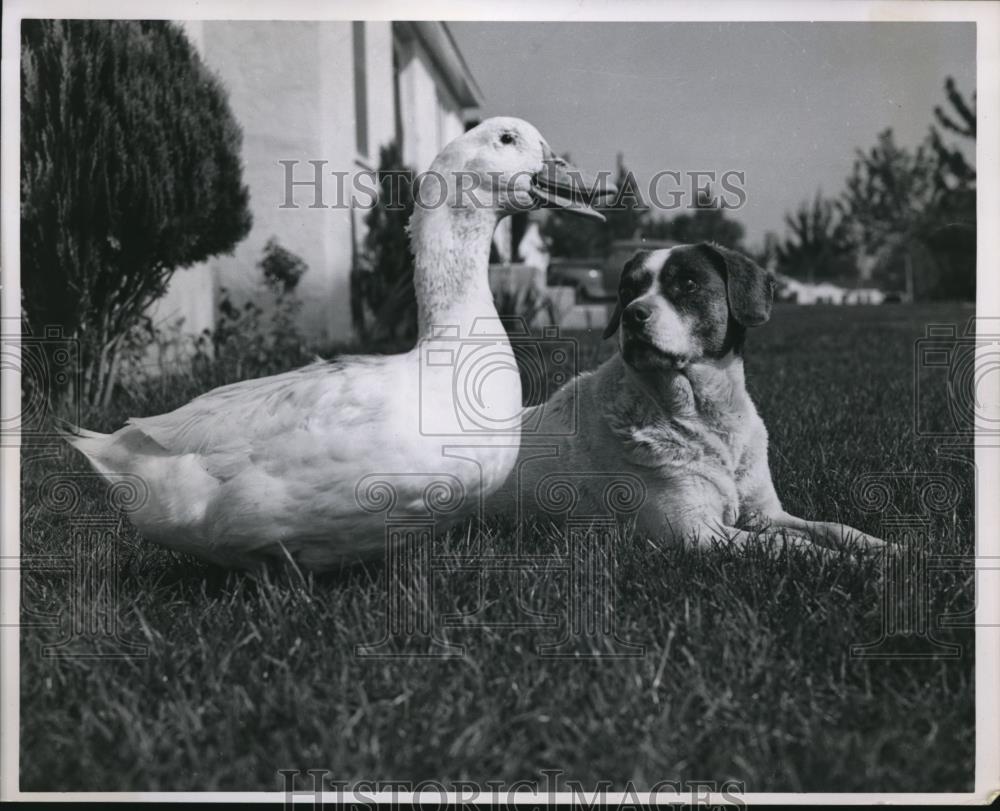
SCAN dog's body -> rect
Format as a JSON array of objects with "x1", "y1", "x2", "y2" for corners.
[{"x1": 491, "y1": 244, "x2": 883, "y2": 553}]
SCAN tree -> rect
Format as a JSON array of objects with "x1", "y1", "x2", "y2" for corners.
[
  {"x1": 210, "y1": 238, "x2": 309, "y2": 382},
  {"x1": 838, "y1": 128, "x2": 939, "y2": 298},
  {"x1": 750, "y1": 231, "x2": 781, "y2": 272},
  {"x1": 835, "y1": 80, "x2": 976, "y2": 300},
  {"x1": 21, "y1": 20, "x2": 252, "y2": 407},
  {"x1": 539, "y1": 152, "x2": 648, "y2": 259},
  {"x1": 926, "y1": 77, "x2": 976, "y2": 300},
  {"x1": 537, "y1": 207, "x2": 605, "y2": 259},
  {"x1": 353, "y1": 142, "x2": 418, "y2": 342},
  {"x1": 644, "y1": 192, "x2": 746, "y2": 250},
  {"x1": 603, "y1": 152, "x2": 650, "y2": 246},
  {"x1": 774, "y1": 193, "x2": 856, "y2": 283},
  {"x1": 932, "y1": 77, "x2": 976, "y2": 166}
]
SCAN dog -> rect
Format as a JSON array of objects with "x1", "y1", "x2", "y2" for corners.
[{"x1": 490, "y1": 243, "x2": 884, "y2": 554}]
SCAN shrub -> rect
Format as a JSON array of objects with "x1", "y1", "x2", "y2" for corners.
[
  {"x1": 208, "y1": 238, "x2": 309, "y2": 382},
  {"x1": 110, "y1": 238, "x2": 309, "y2": 415},
  {"x1": 353, "y1": 142, "x2": 418, "y2": 342},
  {"x1": 21, "y1": 20, "x2": 252, "y2": 407}
]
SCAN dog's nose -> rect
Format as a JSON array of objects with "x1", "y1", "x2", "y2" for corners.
[{"x1": 623, "y1": 301, "x2": 653, "y2": 328}]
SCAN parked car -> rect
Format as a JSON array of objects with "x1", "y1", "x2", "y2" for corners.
[
  {"x1": 547, "y1": 258, "x2": 613, "y2": 302},
  {"x1": 603, "y1": 238, "x2": 679, "y2": 293},
  {"x1": 547, "y1": 239, "x2": 682, "y2": 303}
]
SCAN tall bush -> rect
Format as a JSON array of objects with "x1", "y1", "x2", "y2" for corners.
[
  {"x1": 353, "y1": 142, "x2": 418, "y2": 342},
  {"x1": 774, "y1": 194, "x2": 856, "y2": 283},
  {"x1": 21, "y1": 19, "x2": 252, "y2": 407},
  {"x1": 926, "y1": 77, "x2": 976, "y2": 300},
  {"x1": 209, "y1": 238, "x2": 308, "y2": 382}
]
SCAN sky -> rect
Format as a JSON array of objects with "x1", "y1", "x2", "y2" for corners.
[{"x1": 449, "y1": 22, "x2": 976, "y2": 247}]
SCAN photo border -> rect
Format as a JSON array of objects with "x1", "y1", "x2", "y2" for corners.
[{"x1": 2, "y1": 0, "x2": 997, "y2": 804}]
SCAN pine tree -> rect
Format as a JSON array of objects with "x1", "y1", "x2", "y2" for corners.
[
  {"x1": 21, "y1": 20, "x2": 252, "y2": 407},
  {"x1": 926, "y1": 77, "x2": 975, "y2": 300},
  {"x1": 838, "y1": 129, "x2": 938, "y2": 298},
  {"x1": 354, "y1": 142, "x2": 418, "y2": 341},
  {"x1": 538, "y1": 152, "x2": 648, "y2": 259},
  {"x1": 644, "y1": 191, "x2": 746, "y2": 251},
  {"x1": 775, "y1": 194, "x2": 855, "y2": 283}
]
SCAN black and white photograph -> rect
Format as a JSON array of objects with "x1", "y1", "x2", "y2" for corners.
[{"x1": 1, "y1": 0, "x2": 998, "y2": 804}]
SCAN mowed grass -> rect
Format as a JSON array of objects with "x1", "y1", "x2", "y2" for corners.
[{"x1": 20, "y1": 302, "x2": 976, "y2": 793}]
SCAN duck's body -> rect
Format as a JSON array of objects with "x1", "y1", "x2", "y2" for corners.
[
  {"x1": 63, "y1": 118, "x2": 609, "y2": 570},
  {"x1": 73, "y1": 351, "x2": 518, "y2": 569}
]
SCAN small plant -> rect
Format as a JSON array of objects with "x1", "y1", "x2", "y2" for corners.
[
  {"x1": 209, "y1": 238, "x2": 310, "y2": 381},
  {"x1": 493, "y1": 283, "x2": 557, "y2": 335}
]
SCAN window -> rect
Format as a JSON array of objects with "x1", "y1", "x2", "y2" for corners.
[
  {"x1": 352, "y1": 21, "x2": 369, "y2": 158},
  {"x1": 435, "y1": 87, "x2": 445, "y2": 152},
  {"x1": 392, "y1": 47, "x2": 403, "y2": 150}
]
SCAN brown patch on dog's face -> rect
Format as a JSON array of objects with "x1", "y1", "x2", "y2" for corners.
[
  {"x1": 653, "y1": 245, "x2": 732, "y2": 359},
  {"x1": 606, "y1": 244, "x2": 768, "y2": 371}
]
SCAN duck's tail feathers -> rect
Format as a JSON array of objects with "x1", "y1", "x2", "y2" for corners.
[
  {"x1": 53, "y1": 417, "x2": 118, "y2": 477},
  {"x1": 52, "y1": 416, "x2": 107, "y2": 442}
]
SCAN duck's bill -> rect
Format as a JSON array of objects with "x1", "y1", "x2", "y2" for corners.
[{"x1": 531, "y1": 145, "x2": 618, "y2": 222}]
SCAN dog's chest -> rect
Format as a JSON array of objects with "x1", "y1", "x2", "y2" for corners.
[{"x1": 612, "y1": 382, "x2": 759, "y2": 524}]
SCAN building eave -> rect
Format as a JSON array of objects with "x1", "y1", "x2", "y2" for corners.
[{"x1": 393, "y1": 21, "x2": 484, "y2": 110}]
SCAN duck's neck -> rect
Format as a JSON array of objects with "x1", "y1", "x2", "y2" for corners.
[{"x1": 410, "y1": 204, "x2": 499, "y2": 339}]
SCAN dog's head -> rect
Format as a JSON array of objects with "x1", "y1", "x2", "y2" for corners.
[{"x1": 603, "y1": 243, "x2": 775, "y2": 371}]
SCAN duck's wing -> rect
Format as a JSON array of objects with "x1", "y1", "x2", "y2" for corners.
[{"x1": 126, "y1": 356, "x2": 394, "y2": 481}]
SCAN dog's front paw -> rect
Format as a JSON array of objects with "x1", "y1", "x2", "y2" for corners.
[
  {"x1": 841, "y1": 529, "x2": 888, "y2": 552},
  {"x1": 764, "y1": 530, "x2": 837, "y2": 559}
]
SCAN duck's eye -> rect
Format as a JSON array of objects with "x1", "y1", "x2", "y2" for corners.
[{"x1": 499, "y1": 132, "x2": 516, "y2": 145}]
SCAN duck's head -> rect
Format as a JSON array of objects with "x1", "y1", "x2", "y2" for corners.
[{"x1": 418, "y1": 116, "x2": 615, "y2": 222}]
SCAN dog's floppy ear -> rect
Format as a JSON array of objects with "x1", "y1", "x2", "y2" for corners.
[
  {"x1": 603, "y1": 300, "x2": 622, "y2": 340},
  {"x1": 700, "y1": 243, "x2": 774, "y2": 327},
  {"x1": 603, "y1": 255, "x2": 637, "y2": 339}
]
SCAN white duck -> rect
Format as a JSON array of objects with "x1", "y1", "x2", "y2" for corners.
[{"x1": 63, "y1": 117, "x2": 612, "y2": 570}]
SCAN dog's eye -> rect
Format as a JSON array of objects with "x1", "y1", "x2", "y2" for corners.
[
  {"x1": 500, "y1": 132, "x2": 515, "y2": 145},
  {"x1": 680, "y1": 278, "x2": 698, "y2": 293}
]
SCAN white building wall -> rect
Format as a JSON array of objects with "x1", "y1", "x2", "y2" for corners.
[
  {"x1": 153, "y1": 20, "x2": 474, "y2": 351},
  {"x1": 396, "y1": 35, "x2": 467, "y2": 173},
  {"x1": 364, "y1": 22, "x2": 397, "y2": 164},
  {"x1": 203, "y1": 21, "x2": 356, "y2": 344},
  {"x1": 146, "y1": 19, "x2": 215, "y2": 343}
]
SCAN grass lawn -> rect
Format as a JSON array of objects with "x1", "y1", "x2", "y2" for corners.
[{"x1": 19, "y1": 302, "x2": 976, "y2": 793}]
